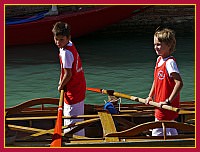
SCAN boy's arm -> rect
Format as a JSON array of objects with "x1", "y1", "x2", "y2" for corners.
[
  {"x1": 159, "y1": 72, "x2": 183, "y2": 107},
  {"x1": 145, "y1": 81, "x2": 155, "y2": 104},
  {"x1": 58, "y1": 68, "x2": 72, "y2": 91},
  {"x1": 148, "y1": 80, "x2": 155, "y2": 98},
  {"x1": 168, "y1": 72, "x2": 183, "y2": 103}
]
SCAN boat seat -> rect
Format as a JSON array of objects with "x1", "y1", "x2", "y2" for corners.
[{"x1": 98, "y1": 110, "x2": 119, "y2": 142}]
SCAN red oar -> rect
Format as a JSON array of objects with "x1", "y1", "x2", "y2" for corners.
[
  {"x1": 86, "y1": 87, "x2": 102, "y2": 93},
  {"x1": 86, "y1": 87, "x2": 180, "y2": 113},
  {"x1": 50, "y1": 90, "x2": 64, "y2": 147}
]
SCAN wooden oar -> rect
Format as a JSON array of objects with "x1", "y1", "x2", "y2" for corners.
[
  {"x1": 87, "y1": 87, "x2": 180, "y2": 113},
  {"x1": 50, "y1": 90, "x2": 64, "y2": 147}
]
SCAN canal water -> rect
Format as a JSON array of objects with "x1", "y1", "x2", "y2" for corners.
[{"x1": 5, "y1": 32, "x2": 195, "y2": 108}]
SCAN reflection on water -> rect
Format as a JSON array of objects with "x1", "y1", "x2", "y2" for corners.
[{"x1": 5, "y1": 32, "x2": 195, "y2": 107}]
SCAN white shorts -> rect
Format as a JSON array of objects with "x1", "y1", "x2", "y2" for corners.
[
  {"x1": 152, "y1": 118, "x2": 178, "y2": 136},
  {"x1": 63, "y1": 100, "x2": 85, "y2": 136}
]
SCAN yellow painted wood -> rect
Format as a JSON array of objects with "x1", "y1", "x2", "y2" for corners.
[
  {"x1": 8, "y1": 124, "x2": 49, "y2": 134},
  {"x1": 98, "y1": 111, "x2": 119, "y2": 142}
]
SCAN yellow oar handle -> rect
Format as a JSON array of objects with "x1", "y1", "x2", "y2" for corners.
[
  {"x1": 59, "y1": 90, "x2": 64, "y2": 107},
  {"x1": 101, "y1": 89, "x2": 180, "y2": 113},
  {"x1": 148, "y1": 100, "x2": 179, "y2": 112}
]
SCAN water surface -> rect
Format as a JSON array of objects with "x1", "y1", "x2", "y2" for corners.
[{"x1": 5, "y1": 32, "x2": 195, "y2": 108}]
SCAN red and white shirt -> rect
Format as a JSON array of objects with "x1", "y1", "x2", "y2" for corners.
[
  {"x1": 154, "y1": 56, "x2": 180, "y2": 120},
  {"x1": 59, "y1": 41, "x2": 86, "y2": 105}
]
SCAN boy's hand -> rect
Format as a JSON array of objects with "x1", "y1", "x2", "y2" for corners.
[
  {"x1": 58, "y1": 85, "x2": 62, "y2": 92},
  {"x1": 159, "y1": 99, "x2": 170, "y2": 108},
  {"x1": 145, "y1": 96, "x2": 153, "y2": 105}
]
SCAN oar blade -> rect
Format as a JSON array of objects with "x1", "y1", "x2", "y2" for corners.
[
  {"x1": 50, "y1": 90, "x2": 64, "y2": 147},
  {"x1": 50, "y1": 107, "x2": 63, "y2": 147},
  {"x1": 50, "y1": 134, "x2": 62, "y2": 147}
]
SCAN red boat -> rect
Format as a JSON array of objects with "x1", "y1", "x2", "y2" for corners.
[{"x1": 5, "y1": 5, "x2": 149, "y2": 46}]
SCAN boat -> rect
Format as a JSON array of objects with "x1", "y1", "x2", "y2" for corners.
[
  {"x1": 5, "y1": 89, "x2": 195, "y2": 147},
  {"x1": 5, "y1": 5, "x2": 150, "y2": 46}
]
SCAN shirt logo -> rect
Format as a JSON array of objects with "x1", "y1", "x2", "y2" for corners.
[{"x1": 158, "y1": 70, "x2": 165, "y2": 80}]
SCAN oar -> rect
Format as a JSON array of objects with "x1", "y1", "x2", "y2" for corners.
[
  {"x1": 87, "y1": 87, "x2": 180, "y2": 113},
  {"x1": 50, "y1": 90, "x2": 64, "y2": 147}
]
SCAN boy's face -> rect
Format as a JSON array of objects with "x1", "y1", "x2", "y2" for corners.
[
  {"x1": 54, "y1": 35, "x2": 70, "y2": 48},
  {"x1": 154, "y1": 36, "x2": 170, "y2": 58}
]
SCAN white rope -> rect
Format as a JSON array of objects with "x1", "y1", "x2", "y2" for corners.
[{"x1": 118, "y1": 98, "x2": 121, "y2": 112}]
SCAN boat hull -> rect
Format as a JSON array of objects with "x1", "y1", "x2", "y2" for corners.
[{"x1": 6, "y1": 6, "x2": 148, "y2": 46}]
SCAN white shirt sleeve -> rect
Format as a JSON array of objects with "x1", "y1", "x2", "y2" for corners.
[
  {"x1": 166, "y1": 59, "x2": 180, "y2": 77},
  {"x1": 61, "y1": 50, "x2": 74, "y2": 69}
]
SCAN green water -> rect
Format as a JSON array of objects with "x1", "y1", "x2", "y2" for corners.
[{"x1": 5, "y1": 32, "x2": 195, "y2": 108}]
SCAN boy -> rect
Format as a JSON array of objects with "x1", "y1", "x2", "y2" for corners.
[
  {"x1": 146, "y1": 28, "x2": 183, "y2": 136},
  {"x1": 52, "y1": 21, "x2": 86, "y2": 136}
]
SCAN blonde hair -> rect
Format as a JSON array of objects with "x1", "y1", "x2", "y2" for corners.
[{"x1": 154, "y1": 28, "x2": 176, "y2": 53}]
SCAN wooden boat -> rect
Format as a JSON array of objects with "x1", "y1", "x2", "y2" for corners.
[
  {"x1": 5, "y1": 5, "x2": 150, "y2": 46},
  {"x1": 5, "y1": 96, "x2": 195, "y2": 147}
]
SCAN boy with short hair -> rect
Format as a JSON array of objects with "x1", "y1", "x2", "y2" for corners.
[{"x1": 52, "y1": 21, "x2": 86, "y2": 136}]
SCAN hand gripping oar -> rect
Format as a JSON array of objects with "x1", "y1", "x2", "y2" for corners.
[
  {"x1": 50, "y1": 90, "x2": 64, "y2": 147},
  {"x1": 87, "y1": 87, "x2": 180, "y2": 113}
]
